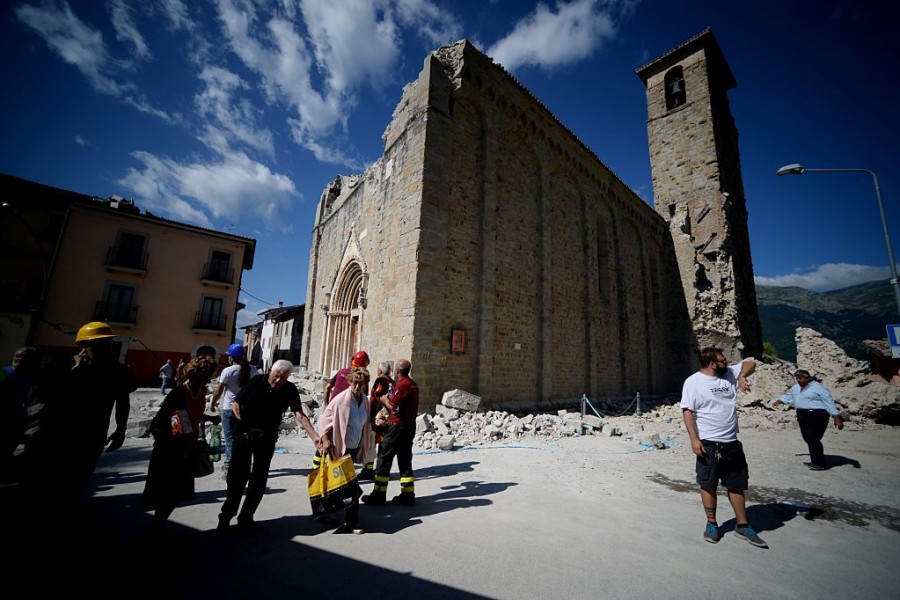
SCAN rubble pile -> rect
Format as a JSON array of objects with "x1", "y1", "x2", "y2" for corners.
[
  {"x1": 130, "y1": 327, "x2": 897, "y2": 445},
  {"x1": 280, "y1": 328, "x2": 898, "y2": 451}
]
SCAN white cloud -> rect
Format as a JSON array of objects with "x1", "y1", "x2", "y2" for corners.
[
  {"x1": 393, "y1": 0, "x2": 463, "y2": 48},
  {"x1": 74, "y1": 135, "x2": 88, "y2": 147},
  {"x1": 158, "y1": 0, "x2": 194, "y2": 32},
  {"x1": 215, "y1": 0, "x2": 457, "y2": 164},
  {"x1": 300, "y1": 0, "x2": 400, "y2": 94},
  {"x1": 109, "y1": 0, "x2": 151, "y2": 60},
  {"x1": 486, "y1": 0, "x2": 617, "y2": 71},
  {"x1": 196, "y1": 65, "x2": 275, "y2": 156},
  {"x1": 117, "y1": 149, "x2": 299, "y2": 229},
  {"x1": 755, "y1": 263, "x2": 892, "y2": 292},
  {"x1": 16, "y1": 1, "x2": 130, "y2": 95},
  {"x1": 16, "y1": 1, "x2": 175, "y2": 120}
]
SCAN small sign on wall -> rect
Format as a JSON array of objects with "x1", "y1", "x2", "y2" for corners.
[{"x1": 451, "y1": 328, "x2": 466, "y2": 353}]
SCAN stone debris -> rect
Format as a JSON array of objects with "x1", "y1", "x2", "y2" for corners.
[
  {"x1": 128, "y1": 327, "x2": 896, "y2": 449},
  {"x1": 441, "y1": 389, "x2": 482, "y2": 412}
]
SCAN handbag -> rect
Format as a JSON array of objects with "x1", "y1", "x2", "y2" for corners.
[
  {"x1": 208, "y1": 422, "x2": 222, "y2": 463},
  {"x1": 307, "y1": 453, "x2": 361, "y2": 517},
  {"x1": 193, "y1": 422, "x2": 215, "y2": 478}
]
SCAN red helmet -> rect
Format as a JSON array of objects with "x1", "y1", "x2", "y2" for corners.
[{"x1": 351, "y1": 350, "x2": 370, "y2": 368}]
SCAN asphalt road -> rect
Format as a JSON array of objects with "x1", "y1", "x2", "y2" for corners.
[{"x1": 4, "y1": 427, "x2": 899, "y2": 599}]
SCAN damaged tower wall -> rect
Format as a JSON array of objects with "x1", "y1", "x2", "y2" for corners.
[
  {"x1": 304, "y1": 40, "x2": 696, "y2": 410},
  {"x1": 638, "y1": 30, "x2": 763, "y2": 362}
]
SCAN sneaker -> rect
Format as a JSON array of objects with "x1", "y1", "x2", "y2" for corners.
[
  {"x1": 806, "y1": 463, "x2": 827, "y2": 471},
  {"x1": 734, "y1": 526, "x2": 769, "y2": 548},
  {"x1": 703, "y1": 523, "x2": 721, "y2": 543}
]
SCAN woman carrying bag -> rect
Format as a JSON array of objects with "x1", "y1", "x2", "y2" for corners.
[
  {"x1": 139, "y1": 356, "x2": 217, "y2": 539},
  {"x1": 317, "y1": 367, "x2": 374, "y2": 534}
]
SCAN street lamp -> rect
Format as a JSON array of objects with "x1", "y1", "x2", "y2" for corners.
[{"x1": 776, "y1": 164, "x2": 900, "y2": 319}]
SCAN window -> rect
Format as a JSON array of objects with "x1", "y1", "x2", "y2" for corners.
[
  {"x1": 195, "y1": 295, "x2": 227, "y2": 330},
  {"x1": 95, "y1": 283, "x2": 138, "y2": 323},
  {"x1": 204, "y1": 249, "x2": 233, "y2": 284},
  {"x1": 107, "y1": 231, "x2": 148, "y2": 270},
  {"x1": 664, "y1": 67, "x2": 686, "y2": 110}
]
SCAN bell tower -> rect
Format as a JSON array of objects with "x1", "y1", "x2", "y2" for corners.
[{"x1": 637, "y1": 29, "x2": 762, "y2": 361}]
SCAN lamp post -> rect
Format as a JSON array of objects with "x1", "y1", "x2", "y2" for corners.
[{"x1": 776, "y1": 164, "x2": 900, "y2": 319}]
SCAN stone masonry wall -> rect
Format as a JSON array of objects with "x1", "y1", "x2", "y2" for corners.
[
  {"x1": 642, "y1": 33, "x2": 762, "y2": 363},
  {"x1": 303, "y1": 41, "x2": 696, "y2": 411}
]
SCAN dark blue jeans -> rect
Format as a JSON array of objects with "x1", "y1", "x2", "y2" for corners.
[
  {"x1": 797, "y1": 408, "x2": 830, "y2": 468},
  {"x1": 221, "y1": 409, "x2": 236, "y2": 469}
]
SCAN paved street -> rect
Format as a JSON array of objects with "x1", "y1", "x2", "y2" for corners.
[{"x1": 5, "y1": 428, "x2": 900, "y2": 599}]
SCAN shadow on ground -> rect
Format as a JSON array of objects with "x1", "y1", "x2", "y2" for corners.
[{"x1": 1, "y1": 448, "x2": 511, "y2": 598}]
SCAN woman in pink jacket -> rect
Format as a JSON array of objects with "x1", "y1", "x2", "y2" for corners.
[{"x1": 318, "y1": 367, "x2": 374, "y2": 533}]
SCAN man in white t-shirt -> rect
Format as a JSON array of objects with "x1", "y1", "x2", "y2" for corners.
[
  {"x1": 211, "y1": 344, "x2": 259, "y2": 477},
  {"x1": 681, "y1": 347, "x2": 768, "y2": 548}
]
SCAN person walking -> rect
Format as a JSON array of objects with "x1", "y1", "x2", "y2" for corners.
[
  {"x1": 362, "y1": 358, "x2": 419, "y2": 507},
  {"x1": 317, "y1": 367, "x2": 374, "y2": 533},
  {"x1": 774, "y1": 369, "x2": 843, "y2": 470},
  {"x1": 359, "y1": 361, "x2": 393, "y2": 480},
  {"x1": 313, "y1": 350, "x2": 370, "y2": 471},
  {"x1": 19, "y1": 321, "x2": 135, "y2": 500},
  {"x1": 0, "y1": 347, "x2": 40, "y2": 484},
  {"x1": 211, "y1": 344, "x2": 259, "y2": 479},
  {"x1": 159, "y1": 359, "x2": 174, "y2": 395},
  {"x1": 217, "y1": 360, "x2": 320, "y2": 531},
  {"x1": 139, "y1": 356, "x2": 217, "y2": 539},
  {"x1": 681, "y1": 347, "x2": 768, "y2": 548}
]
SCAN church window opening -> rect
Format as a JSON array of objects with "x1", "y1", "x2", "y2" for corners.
[{"x1": 665, "y1": 67, "x2": 686, "y2": 110}]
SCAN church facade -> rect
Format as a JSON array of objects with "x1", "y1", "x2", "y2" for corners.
[{"x1": 301, "y1": 30, "x2": 760, "y2": 411}]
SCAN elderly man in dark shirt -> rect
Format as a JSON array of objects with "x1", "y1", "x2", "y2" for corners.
[{"x1": 217, "y1": 360, "x2": 320, "y2": 531}]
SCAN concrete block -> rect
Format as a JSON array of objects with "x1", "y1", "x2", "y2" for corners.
[
  {"x1": 583, "y1": 414, "x2": 603, "y2": 429},
  {"x1": 636, "y1": 432, "x2": 660, "y2": 444},
  {"x1": 441, "y1": 389, "x2": 482, "y2": 412},
  {"x1": 416, "y1": 413, "x2": 432, "y2": 434},
  {"x1": 437, "y1": 435, "x2": 456, "y2": 450},
  {"x1": 435, "y1": 404, "x2": 460, "y2": 420}
]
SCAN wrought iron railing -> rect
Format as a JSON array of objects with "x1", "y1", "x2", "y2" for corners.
[
  {"x1": 105, "y1": 246, "x2": 148, "y2": 270},
  {"x1": 94, "y1": 301, "x2": 138, "y2": 324},
  {"x1": 194, "y1": 311, "x2": 228, "y2": 330},
  {"x1": 202, "y1": 262, "x2": 234, "y2": 284}
]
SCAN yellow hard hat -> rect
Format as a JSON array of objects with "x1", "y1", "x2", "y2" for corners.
[{"x1": 75, "y1": 321, "x2": 116, "y2": 343}]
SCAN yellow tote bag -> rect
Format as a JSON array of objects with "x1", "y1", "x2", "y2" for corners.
[{"x1": 307, "y1": 454, "x2": 361, "y2": 517}]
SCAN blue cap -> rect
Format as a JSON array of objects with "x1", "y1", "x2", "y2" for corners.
[{"x1": 225, "y1": 343, "x2": 246, "y2": 358}]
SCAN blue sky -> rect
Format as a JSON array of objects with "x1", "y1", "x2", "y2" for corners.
[{"x1": 2, "y1": 1, "x2": 897, "y2": 331}]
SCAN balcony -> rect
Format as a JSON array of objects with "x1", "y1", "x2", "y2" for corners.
[
  {"x1": 105, "y1": 246, "x2": 148, "y2": 272},
  {"x1": 193, "y1": 311, "x2": 228, "y2": 331},
  {"x1": 201, "y1": 262, "x2": 234, "y2": 286},
  {"x1": 94, "y1": 301, "x2": 138, "y2": 324}
]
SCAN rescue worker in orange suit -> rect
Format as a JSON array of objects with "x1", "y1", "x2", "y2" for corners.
[
  {"x1": 359, "y1": 360, "x2": 393, "y2": 480},
  {"x1": 314, "y1": 350, "x2": 370, "y2": 470},
  {"x1": 362, "y1": 358, "x2": 419, "y2": 506},
  {"x1": 20, "y1": 321, "x2": 135, "y2": 500}
]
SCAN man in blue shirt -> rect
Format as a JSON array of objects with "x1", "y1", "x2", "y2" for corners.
[{"x1": 774, "y1": 369, "x2": 844, "y2": 470}]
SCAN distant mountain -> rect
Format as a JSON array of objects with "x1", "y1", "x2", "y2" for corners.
[{"x1": 756, "y1": 279, "x2": 897, "y2": 362}]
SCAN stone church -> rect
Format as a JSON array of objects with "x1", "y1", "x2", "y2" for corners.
[{"x1": 300, "y1": 29, "x2": 762, "y2": 410}]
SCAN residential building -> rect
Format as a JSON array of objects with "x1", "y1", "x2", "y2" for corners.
[
  {"x1": 255, "y1": 302, "x2": 304, "y2": 371},
  {"x1": 1, "y1": 174, "x2": 256, "y2": 386}
]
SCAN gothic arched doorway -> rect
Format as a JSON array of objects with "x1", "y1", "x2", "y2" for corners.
[{"x1": 321, "y1": 261, "x2": 366, "y2": 376}]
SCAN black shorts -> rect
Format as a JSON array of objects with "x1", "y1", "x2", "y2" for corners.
[{"x1": 695, "y1": 439, "x2": 749, "y2": 491}]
